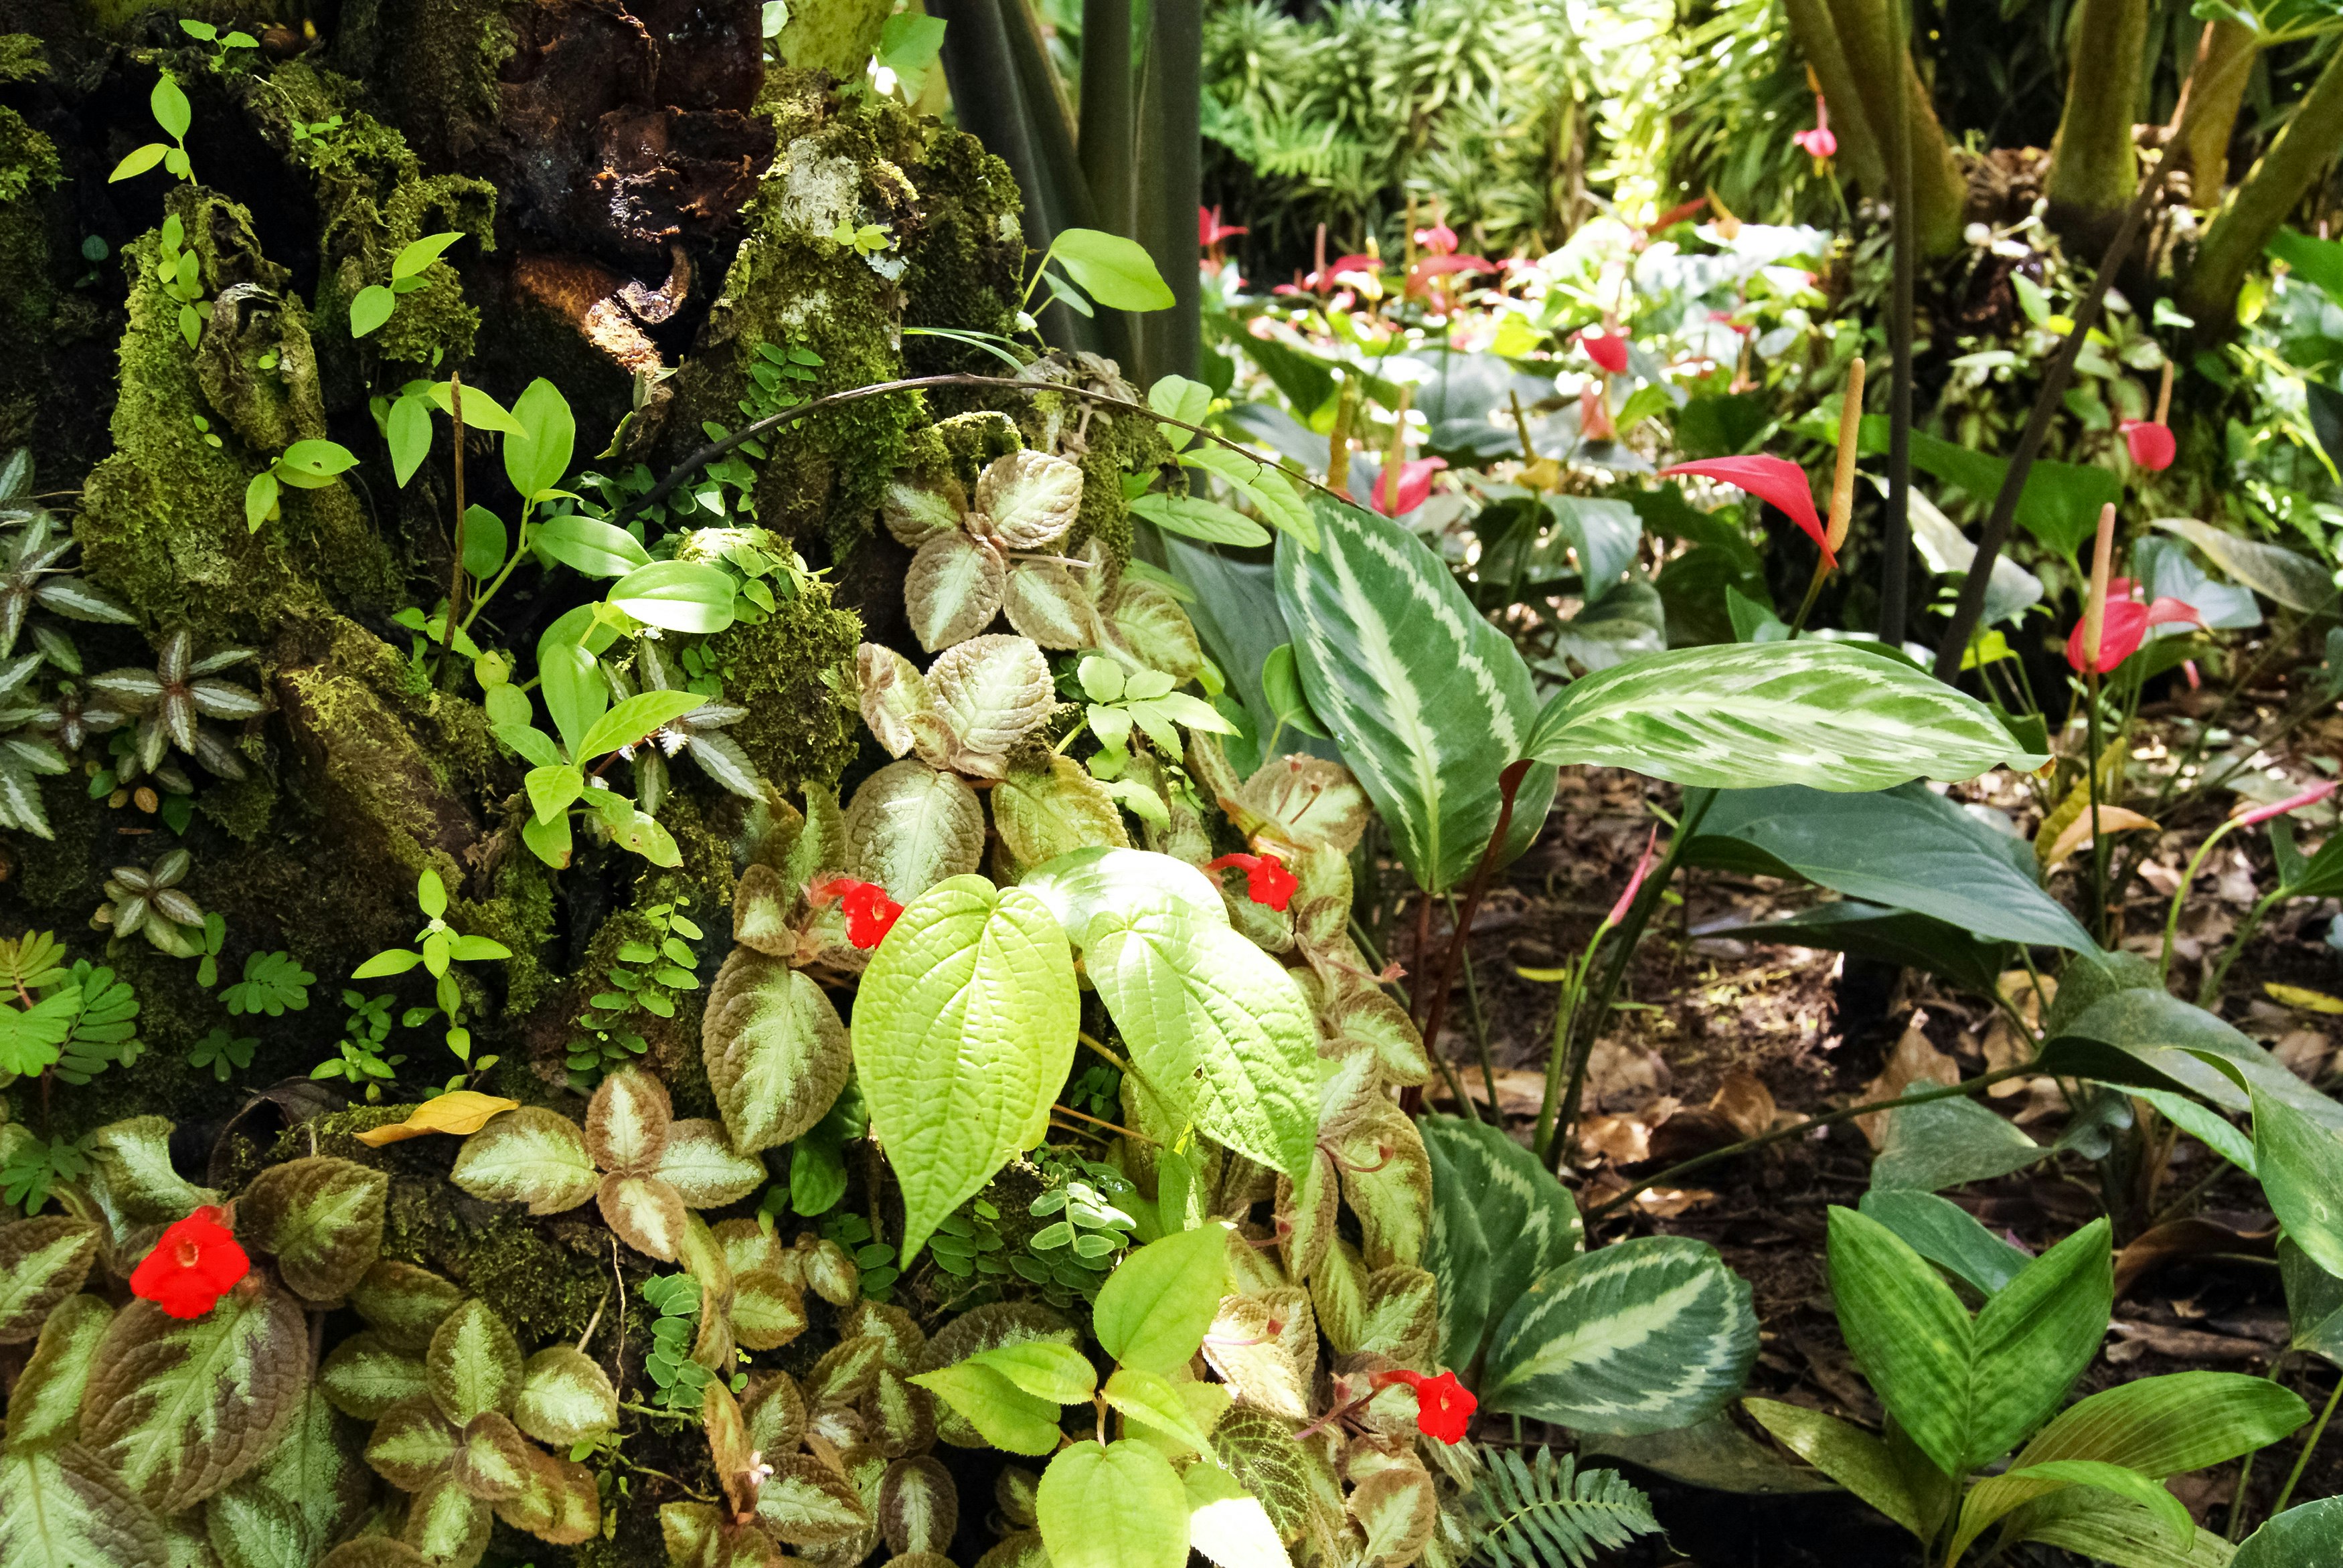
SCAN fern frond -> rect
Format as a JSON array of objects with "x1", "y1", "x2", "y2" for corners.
[{"x1": 1469, "y1": 1448, "x2": 1661, "y2": 1568}]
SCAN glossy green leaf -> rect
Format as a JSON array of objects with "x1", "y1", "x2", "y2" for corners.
[
  {"x1": 1102, "y1": 1367, "x2": 1216, "y2": 1455},
  {"x1": 1858, "y1": 1190, "x2": 2029, "y2": 1296},
  {"x1": 2237, "y1": 1496, "x2": 2343, "y2": 1566},
  {"x1": 1481, "y1": 1236, "x2": 1757, "y2": 1436},
  {"x1": 1050, "y1": 230, "x2": 1176, "y2": 311},
  {"x1": 2253, "y1": 1083, "x2": 2343, "y2": 1280},
  {"x1": 609, "y1": 560, "x2": 738, "y2": 635},
  {"x1": 1742, "y1": 1399, "x2": 1923, "y2": 1536},
  {"x1": 908, "y1": 1360, "x2": 1062, "y2": 1456},
  {"x1": 1093, "y1": 1224, "x2": 1232, "y2": 1376},
  {"x1": 349, "y1": 286, "x2": 395, "y2": 339},
  {"x1": 968, "y1": 1341, "x2": 1097, "y2": 1404},
  {"x1": 1275, "y1": 495, "x2": 1554, "y2": 893},
  {"x1": 853, "y1": 876, "x2": 1077, "y2": 1261},
  {"x1": 532, "y1": 513, "x2": 651, "y2": 579},
  {"x1": 503, "y1": 379, "x2": 575, "y2": 501},
  {"x1": 2038, "y1": 990, "x2": 2343, "y2": 1130},
  {"x1": 1529, "y1": 643, "x2": 2044, "y2": 792},
  {"x1": 1419, "y1": 1114, "x2": 1583, "y2": 1369},
  {"x1": 2154, "y1": 516, "x2": 2335, "y2": 614}
]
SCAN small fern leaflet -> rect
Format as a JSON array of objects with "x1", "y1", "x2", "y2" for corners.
[{"x1": 1471, "y1": 1448, "x2": 1661, "y2": 1568}]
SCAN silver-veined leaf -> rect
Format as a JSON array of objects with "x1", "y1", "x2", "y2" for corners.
[
  {"x1": 843, "y1": 760, "x2": 987, "y2": 901},
  {"x1": 702, "y1": 949, "x2": 852, "y2": 1154}
]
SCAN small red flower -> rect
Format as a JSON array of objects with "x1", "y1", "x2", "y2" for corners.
[
  {"x1": 2064, "y1": 578, "x2": 2202, "y2": 674},
  {"x1": 1658, "y1": 456, "x2": 1834, "y2": 567},
  {"x1": 131, "y1": 1206, "x2": 249, "y2": 1320},
  {"x1": 1579, "y1": 329, "x2": 1630, "y2": 375},
  {"x1": 1372, "y1": 1369, "x2": 1477, "y2": 1443},
  {"x1": 1204, "y1": 852, "x2": 1299, "y2": 912},
  {"x1": 1368, "y1": 457, "x2": 1448, "y2": 517},
  {"x1": 1792, "y1": 95, "x2": 1838, "y2": 161},
  {"x1": 837, "y1": 880, "x2": 904, "y2": 948},
  {"x1": 2120, "y1": 420, "x2": 2175, "y2": 472},
  {"x1": 1198, "y1": 205, "x2": 1248, "y2": 250}
]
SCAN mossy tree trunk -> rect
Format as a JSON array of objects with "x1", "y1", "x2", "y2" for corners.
[
  {"x1": 2043, "y1": 0, "x2": 2151, "y2": 253},
  {"x1": 2182, "y1": 42, "x2": 2343, "y2": 334},
  {"x1": 1817, "y1": 0, "x2": 1968, "y2": 256}
]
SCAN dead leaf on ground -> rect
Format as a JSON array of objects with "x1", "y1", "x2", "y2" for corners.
[
  {"x1": 354, "y1": 1091, "x2": 520, "y2": 1146},
  {"x1": 2041, "y1": 806, "x2": 2159, "y2": 871},
  {"x1": 1982, "y1": 970, "x2": 2052, "y2": 1094},
  {"x1": 2107, "y1": 1320, "x2": 2273, "y2": 1365},
  {"x1": 2274, "y1": 1029, "x2": 2334, "y2": 1081},
  {"x1": 1710, "y1": 1071, "x2": 1779, "y2": 1139},
  {"x1": 1579, "y1": 1099, "x2": 1681, "y2": 1166},
  {"x1": 1856, "y1": 1011, "x2": 1956, "y2": 1147},
  {"x1": 1581, "y1": 1037, "x2": 1672, "y2": 1108}
]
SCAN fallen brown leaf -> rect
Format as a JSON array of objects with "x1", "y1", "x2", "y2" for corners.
[
  {"x1": 2106, "y1": 1319, "x2": 2273, "y2": 1365},
  {"x1": 1710, "y1": 1071, "x2": 1778, "y2": 1140},
  {"x1": 2275, "y1": 1029, "x2": 2334, "y2": 1082},
  {"x1": 2113, "y1": 1215, "x2": 2277, "y2": 1299},
  {"x1": 2041, "y1": 805, "x2": 2159, "y2": 871},
  {"x1": 1856, "y1": 1011, "x2": 1956, "y2": 1147},
  {"x1": 354, "y1": 1091, "x2": 520, "y2": 1146}
]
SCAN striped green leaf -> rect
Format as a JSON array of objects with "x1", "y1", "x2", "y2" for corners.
[
  {"x1": 2017, "y1": 1490, "x2": 2239, "y2": 1568},
  {"x1": 1275, "y1": 497, "x2": 1554, "y2": 894},
  {"x1": 854, "y1": 877, "x2": 1078, "y2": 1264},
  {"x1": 82, "y1": 1283, "x2": 311, "y2": 1510},
  {"x1": 1525, "y1": 642, "x2": 2045, "y2": 791},
  {"x1": 1420, "y1": 1115, "x2": 1582, "y2": 1369},
  {"x1": 1743, "y1": 1399, "x2": 1924, "y2": 1537},
  {"x1": 7, "y1": 1296, "x2": 110, "y2": 1454},
  {"x1": 1480, "y1": 1236, "x2": 1757, "y2": 1436},
  {"x1": 0, "y1": 1444, "x2": 169, "y2": 1567},
  {"x1": 1826, "y1": 1209, "x2": 2111, "y2": 1477}
]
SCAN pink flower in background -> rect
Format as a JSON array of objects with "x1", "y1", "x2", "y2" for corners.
[
  {"x1": 1198, "y1": 205, "x2": 1247, "y2": 257},
  {"x1": 2235, "y1": 781, "x2": 2338, "y2": 826},
  {"x1": 1579, "y1": 329, "x2": 1630, "y2": 375},
  {"x1": 2121, "y1": 419, "x2": 2176, "y2": 471},
  {"x1": 1579, "y1": 381, "x2": 1617, "y2": 442},
  {"x1": 1406, "y1": 254, "x2": 1495, "y2": 297},
  {"x1": 1658, "y1": 456, "x2": 1833, "y2": 566},
  {"x1": 1792, "y1": 96, "x2": 1837, "y2": 161},
  {"x1": 1413, "y1": 222, "x2": 1459, "y2": 256},
  {"x1": 1370, "y1": 456, "x2": 1448, "y2": 516},
  {"x1": 2065, "y1": 578, "x2": 2202, "y2": 674}
]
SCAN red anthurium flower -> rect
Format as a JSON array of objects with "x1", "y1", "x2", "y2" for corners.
[
  {"x1": 1406, "y1": 254, "x2": 1496, "y2": 297},
  {"x1": 1372, "y1": 1369, "x2": 1477, "y2": 1443},
  {"x1": 1708, "y1": 309, "x2": 1754, "y2": 336},
  {"x1": 1198, "y1": 205, "x2": 1248, "y2": 250},
  {"x1": 1658, "y1": 456, "x2": 1834, "y2": 568},
  {"x1": 2120, "y1": 420, "x2": 2175, "y2": 471},
  {"x1": 1368, "y1": 456, "x2": 1448, "y2": 517},
  {"x1": 1205, "y1": 852, "x2": 1299, "y2": 911},
  {"x1": 2237, "y1": 780, "x2": 2338, "y2": 826},
  {"x1": 1412, "y1": 222, "x2": 1459, "y2": 256},
  {"x1": 131, "y1": 1206, "x2": 249, "y2": 1319},
  {"x1": 1792, "y1": 95, "x2": 1837, "y2": 161},
  {"x1": 1579, "y1": 329, "x2": 1630, "y2": 375},
  {"x1": 1579, "y1": 382, "x2": 1617, "y2": 442},
  {"x1": 2065, "y1": 578, "x2": 2202, "y2": 674}
]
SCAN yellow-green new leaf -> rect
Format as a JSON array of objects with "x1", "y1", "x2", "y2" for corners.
[
  {"x1": 910, "y1": 1361, "x2": 1064, "y2": 1456},
  {"x1": 1038, "y1": 1440, "x2": 1190, "y2": 1568},
  {"x1": 1103, "y1": 1367, "x2": 1216, "y2": 1456},
  {"x1": 1185, "y1": 1460, "x2": 1293, "y2": 1568},
  {"x1": 854, "y1": 876, "x2": 1077, "y2": 1261},
  {"x1": 1093, "y1": 1224, "x2": 1232, "y2": 1376}
]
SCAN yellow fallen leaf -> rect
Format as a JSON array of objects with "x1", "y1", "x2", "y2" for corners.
[
  {"x1": 354, "y1": 1091, "x2": 520, "y2": 1146},
  {"x1": 2265, "y1": 983, "x2": 2343, "y2": 1017},
  {"x1": 2041, "y1": 805, "x2": 2158, "y2": 871}
]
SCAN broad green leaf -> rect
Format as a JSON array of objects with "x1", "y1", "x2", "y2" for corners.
[
  {"x1": 969, "y1": 1341, "x2": 1098, "y2": 1404},
  {"x1": 7, "y1": 1295, "x2": 111, "y2": 1452},
  {"x1": 1419, "y1": 1114, "x2": 1583, "y2": 1370},
  {"x1": 1184, "y1": 1461, "x2": 1291, "y2": 1568},
  {"x1": 579, "y1": 689, "x2": 706, "y2": 761},
  {"x1": 1133, "y1": 492, "x2": 1273, "y2": 549},
  {"x1": 0, "y1": 1444, "x2": 169, "y2": 1567},
  {"x1": 1528, "y1": 642, "x2": 2044, "y2": 791},
  {"x1": 2283, "y1": 1240, "x2": 2343, "y2": 1363},
  {"x1": 1050, "y1": 230, "x2": 1176, "y2": 311},
  {"x1": 853, "y1": 876, "x2": 1077, "y2": 1261},
  {"x1": 609, "y1": 560, "x2": 738, "y2": 635},
  {"x1": 1858, "y1": 1190, "x2": 2029, "y2": 1296},
  {"x1": 2038, "y1": 990, "x2": 2343, "y2": 1130},
  {"x1": 236, "y1": 1156, "x2": 388, "y2": 1303},
  {"x1": 1093, "y1": 1224, "x2": 1232, "y2": 1375},
  {"x1": 1020, "y1": 847, "x2": 1314, "y2": 1172},
  {"x1": 503, "y1": 379, "x2": 576, "y2": 501},
  {"x1": 532, "y1": 513, "x2": 651, "y2": 578},
  {"x1": 1103, "y1": 1367, "x2": 1215, "y2": 1455},
  {"x1": 1953, "y1": 1460, "x2": 2194, "y2": 1567},
  {"x1": 401, "y1": 1473, "x2": 489, "y2": 1561},
  {"x1": 2237, "y1": 1495, "x2": 2343, "y2": 1566},
  {"x1": 1481, "y1": 1235, "x2": 1758, "y2": 1436},
  {"x1": 1037, "y1": 1440, "x2": 1190, "y2": 1568},
  {"x1": 909, "y1": 1361, "x2": 1064, "y2": 1456},
  {"x1": 1149, "y1": 375, "x2": 1212, "y2": 443},
  {"x1": 1704, "y1": 901, "x2": 2012, "y2": 997},
  {"x1": 1870, "y1": 1092, "x2": 2046, "y2": 1193},
  {"x1": 1275, "y1": 496, "x2": 1554, "y2": 893},
  {"x1": 1743, "y1": 1399, "x2": 1923, "y2": 1536},
  {"x1": 0, "y1": 1218, "x2": 99, "y2": 1344},
  {"x1": 1687, "y1": 785, "x2": 2093, "y2": 952},
  {"x1": 2154, "y1": 517, "x2": 2334, "y2": 614},
  {"x1": 450, "y1": 1108, "x2": 598, "y2": 1214},
  {"x1": 702, "y1": 950, "x2": 852, "y2": 1154},
  {"x1": 459, "y1": 504, "x2": 505, "y2": 578},
  {"x1": 349, "y1": 285, "x2": 395, "y2": 339},
  {"x1": 392, "y1": 232, "x2": 463, "y2": 280},
  {"x1": 2252, "y1": 1084, "x2": 2343, "y2": 1280},
  {"x1": 843, "y1": 759, "x2": 988, "y2": 899},
  {"x1": 82, "y1": 1283, "x2": 311, "y2": 1510}
]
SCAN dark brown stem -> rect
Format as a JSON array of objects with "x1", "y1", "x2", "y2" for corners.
[{"x1": 1415, "y1": 760, "x2": 1535, "y2": 1114}]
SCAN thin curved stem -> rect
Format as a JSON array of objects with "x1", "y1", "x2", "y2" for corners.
[{"x1": 2160, "y1": 818, "x2": 2242, "y2": 984}]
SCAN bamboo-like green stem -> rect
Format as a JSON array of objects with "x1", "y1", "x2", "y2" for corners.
[
  {"x1": 2160, "y1": 818, "x2": 2244, "y2": 984},
  {"x1": 2270, "y1": 1371, "x2": 2343, "y2": 1519},
  {"x1": 2229, "y1": 1354, "x2": 2293, "y2": 1541}
]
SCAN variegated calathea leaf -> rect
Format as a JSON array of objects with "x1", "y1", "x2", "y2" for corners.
[
  {"x1": 857, "y1": 642, "x2": 933, "y2": 759},
  {"x1": 1024, "y1": 848, "x2": 1320, "y2": 1176},
  {"x1": 205, "y1": 1385, "x2": 369, "y2": 1568},
  {"x1": 922, "y1": 634, "x2": 1056, "y2": 778},
  {"x1": 1523, "y1": 640, "x2": 2049, "y2": 791},
  {"x1": 1479, "y1": 1235, "x2": 1759, "y2": 1435},
  {"x1": 907, "y1": 531, "x2": 1007, "y2": 651},
  {"x1": 993, "y1": 756, "x2": 1131, "y2": 868},
  {"x1": 844, "y1": 758, "x2": 988, "y2": 900},
  {"x1": 81, "y1": 1276, "x2": 311, "y2": 1511},
  {"x1": 0, "y1": 1215, "x2": 100, "y2": 1342},
  {"x1": 235, "y1": 1155, "x2": 390, "y2": 1303},
  {"x1": 1419, "y1": 1113, "x2": 1583, "y2": 1370},
  {"x1": 449, "y1": 1108, "x2": 598, "y2": 1215},
  {"x1": 1275, "y1": 495, "x2": 1556, "y2": 895},
  {"x1": 702, "y1": 947, "x2": 853, "y2": 1154},
  {"x1": 854, "y1": 875, "x2": 1079, "y2": 1261}
]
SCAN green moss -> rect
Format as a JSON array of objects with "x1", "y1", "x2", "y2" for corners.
[
  {"x1": 898, "y1": 410, "x2": 1023, "y2": 491},
  {"x1": 380, "y1": 1177, "x2": 609, "y2": 1347},
  {"x1": 704, "y1": 581, "x2": 862, "y2": 802},
  {"x1": 0, "y1": 106, "x2": 59, "y2": 205},
  {"x1": 1067, "y1": 403, "x2": 1162, "y2": 573},
  {"x1": 0, "y1": 35, "x2": 46, "y2": 84},
  {"x1": 193, "y1": 770, "x2": 276, "y2": 841}
]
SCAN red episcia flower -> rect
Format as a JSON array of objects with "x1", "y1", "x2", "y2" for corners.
[
  {"x1": 1579, "y1": 329, "x2": 1629, "y2": 375},
  {"x1": 1204, "y1": 852, "x2": 1299, "y2": 912},
  {"x1": 2120, "y1": 420, "x2": 2176, "y2": 471},
  {"x1": 131, "y1": 1206, "x2": 249, "y2": 1320},
  {"x1": 1658, "y1": 456, "x2": 1834, "y2": 568},
  {"x1": 1372, "y1": 1369, "x2": 1477, "y2": 1443},
  {"x1": 835, "y1": 880, "x2": 904, "y2": 948},
  {"x1": 2064, "y1": 578, "x2": 2202, "y2": 674}
]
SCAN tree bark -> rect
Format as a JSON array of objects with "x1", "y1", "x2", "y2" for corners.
[
  {"x1": 2177, "y1": 19, "x2": 2259, "y2": 208},
  {"x1": 1822, "y1": 0, "x2": 1967, "y2": 254},
  {"x1": 2045, "y1": 0, "x2": 2151, "y2": 252},
  {"x1": 2183, "y1": 41, "x2": 2343, "y2": 333},
  {"x1": 1781, "y1": 0, "x2": 1888, "y2": 195}
]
